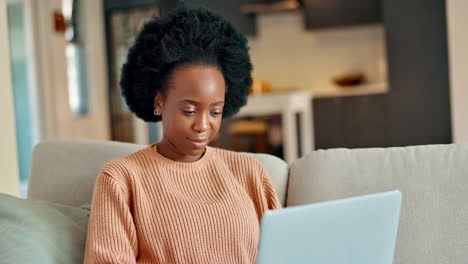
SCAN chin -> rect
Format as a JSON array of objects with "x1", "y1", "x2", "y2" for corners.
[{"x1": 183, "y1": 145, "x2": 204, "y2": 155}]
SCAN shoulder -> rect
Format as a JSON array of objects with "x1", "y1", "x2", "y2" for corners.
[
  {"x1": 210, "y1": 147, "x2": 266, "y2": 174},
  {"x1": 98, "y1": 148, "x2": 151, "y2": 186},
  {"x1": 211, "y1": 147, "x2": 261, "y2": 164}
]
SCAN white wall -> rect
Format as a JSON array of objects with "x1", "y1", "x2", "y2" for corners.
[
  {"x1": 446, "y1": 0, "x2": 468, "y2": 143},
  {"x1": 32, "y1": 0, "x2": 110, "y2": 140},
  {"x1": 248, "y1": 11, "x2": 387, "y2": 94},
  {"x1": 0, "y1": 0, "x2": 20, "y2": 196}
]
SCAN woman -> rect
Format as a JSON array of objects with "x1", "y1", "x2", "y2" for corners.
[{"x1": 84, "y1": 6, "x2": 281, "y2": 264}]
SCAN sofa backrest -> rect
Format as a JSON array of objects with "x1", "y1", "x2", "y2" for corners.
[
  {"x1": 27, "y1": 140, "x2": 289, "y2": 206},
  {"x1": 288, "y1": 144, "x2": 468, "y2": 264}
]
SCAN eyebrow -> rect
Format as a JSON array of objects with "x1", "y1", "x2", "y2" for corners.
[{"x1": 178, "y1": 99, "x2": 224, "y2": 105}]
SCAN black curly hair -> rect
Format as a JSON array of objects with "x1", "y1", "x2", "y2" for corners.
[{"x1": 120, "y1": 6, "x2": 253, "y2": 122}]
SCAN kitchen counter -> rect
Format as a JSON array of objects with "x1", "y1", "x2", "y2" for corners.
[
  {"x1": 312, "y1": 82, "x2": 388, "y2": 98},
  {"x1": 235, "y1": 91, "x2": 314, "y2": 164}
]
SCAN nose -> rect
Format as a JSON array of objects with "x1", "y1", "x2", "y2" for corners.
[{"x1": 192, "y1": 112, "x2": 209, "y2": 133}]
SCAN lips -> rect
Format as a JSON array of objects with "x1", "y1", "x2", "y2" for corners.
[
  {"x1": 186, "y1": 137, "x2": 208, "y2": 149},
  {"x1": 188, "y1": 138, "x2": 207, "y2": 143}
]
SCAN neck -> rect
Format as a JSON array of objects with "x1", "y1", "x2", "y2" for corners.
[{"x1": 156, "y1": 139, "x2": 205, "y2": 163}]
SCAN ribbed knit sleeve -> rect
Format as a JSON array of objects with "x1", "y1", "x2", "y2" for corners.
[
  {"x1": 257, "y1": 161, "x2": 282, "y2": 212},
  {"x1": 241, "y1": 156, "x2": 282, "y2": 221},
  {"x1": 260, "y1": 167, "x2": 282, "y2": 211},
  {"x1": 83, "y1": 172, "x2": 138, "y2": 264}
]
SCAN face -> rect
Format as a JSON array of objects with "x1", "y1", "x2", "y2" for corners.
[{"x1": 155, "y1": 64, "x2": 225, "y2": 162}]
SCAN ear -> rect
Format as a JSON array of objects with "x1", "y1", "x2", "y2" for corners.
[{"x1": 154, "y1": 91, "x2": 164, "y2": 110}]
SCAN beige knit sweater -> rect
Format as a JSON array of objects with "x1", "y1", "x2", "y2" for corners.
[{"x1": 83, "y1": 144, "x2": 281, "y2": 263}]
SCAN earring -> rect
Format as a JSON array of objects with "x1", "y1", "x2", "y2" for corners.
[{"x1": 154, "y1": 108, "x2": 160, "y2": 116}]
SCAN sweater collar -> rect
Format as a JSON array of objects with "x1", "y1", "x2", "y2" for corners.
[{"x1": 142, "y1": 143, "x2": 214, "y2": 170}]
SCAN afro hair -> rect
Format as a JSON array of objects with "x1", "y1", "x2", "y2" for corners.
[{"x1": 120, "y1": 7, "x2": 253, "y2": 122}]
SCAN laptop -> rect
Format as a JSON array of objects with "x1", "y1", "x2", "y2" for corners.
[{"x1": 257, "y1": 190, "x2": 402, "y2": 264}]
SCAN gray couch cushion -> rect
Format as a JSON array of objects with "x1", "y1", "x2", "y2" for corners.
[
  {"x1": 0, "y1": 193, "x2": 90, "y2": 264},
  {"x1": 288, "y1": 144, "x2": 468, "y2": 264},
  {"x1": 28, "y1": 140, "x2": 289, "y2": 206},
  {"x1": 28, "y1": 140, "x2": 145, "y2": 206},
  {"x1": 244, "y1": 153, "x2": 289, "y2": 206}
]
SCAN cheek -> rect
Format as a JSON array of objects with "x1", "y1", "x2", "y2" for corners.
[
  {"x1": 210, "y1": 117, "x2": 222, "y2": 132},
  {"x1": 163, "y1": 113, "x2": 190, "y2": 136}
]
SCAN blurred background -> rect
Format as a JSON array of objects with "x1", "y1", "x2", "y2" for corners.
[{"x1": 1, "y1": 0, "x2": 467, "y2": 197}]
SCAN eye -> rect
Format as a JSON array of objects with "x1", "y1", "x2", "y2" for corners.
[
  {"x1": 183, "y1": 110, "x2": 196, "y2": 116},
  {"x1": 211, "y1": 111, "x2": 222, "y2": 117}
]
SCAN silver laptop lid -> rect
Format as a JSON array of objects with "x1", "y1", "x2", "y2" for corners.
[{"x1": 257, "y1": 190, "x2": 402, "y2": 264}]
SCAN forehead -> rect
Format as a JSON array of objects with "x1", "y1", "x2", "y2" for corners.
[{"x1": 165, "y1": 65, "x2": 226, "y2": 102}]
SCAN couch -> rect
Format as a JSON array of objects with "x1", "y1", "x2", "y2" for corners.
[{"x1": 2, "y1": 140, "x2": 468, "y2": 263}]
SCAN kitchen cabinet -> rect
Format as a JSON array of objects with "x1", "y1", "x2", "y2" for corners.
[
  {"x1": 313, "y1": 0, "x2": 452, "y2": 149},
  {"x1": 104, "y1": 0, "x2": 254, "y2": 34},
  {"x1": 345, "y1": 94, "x2": 390, "y2": 148},
  {"x1": 104, "y1": 0, "x2": 159, "y2": 10},
  {"x1": 382, "y1": 0, "x2": 451, "y2": 146},
  {"x1": 313, "y1": 97, "x2": 345, "y2": 149},
  {"x1": 181, "y1": 0, "x2": 256, "y2": 35},
  {"x1": 313, "y1": 94, "x2": 389, "y2": 149},
  {"x1": 303, "y1": 0, "x2": 381, "y2": 29}
]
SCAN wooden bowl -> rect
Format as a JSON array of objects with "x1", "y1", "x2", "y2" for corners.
[{"x1": 333, "y1": 73, "x2": 365, "y2": 87}]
